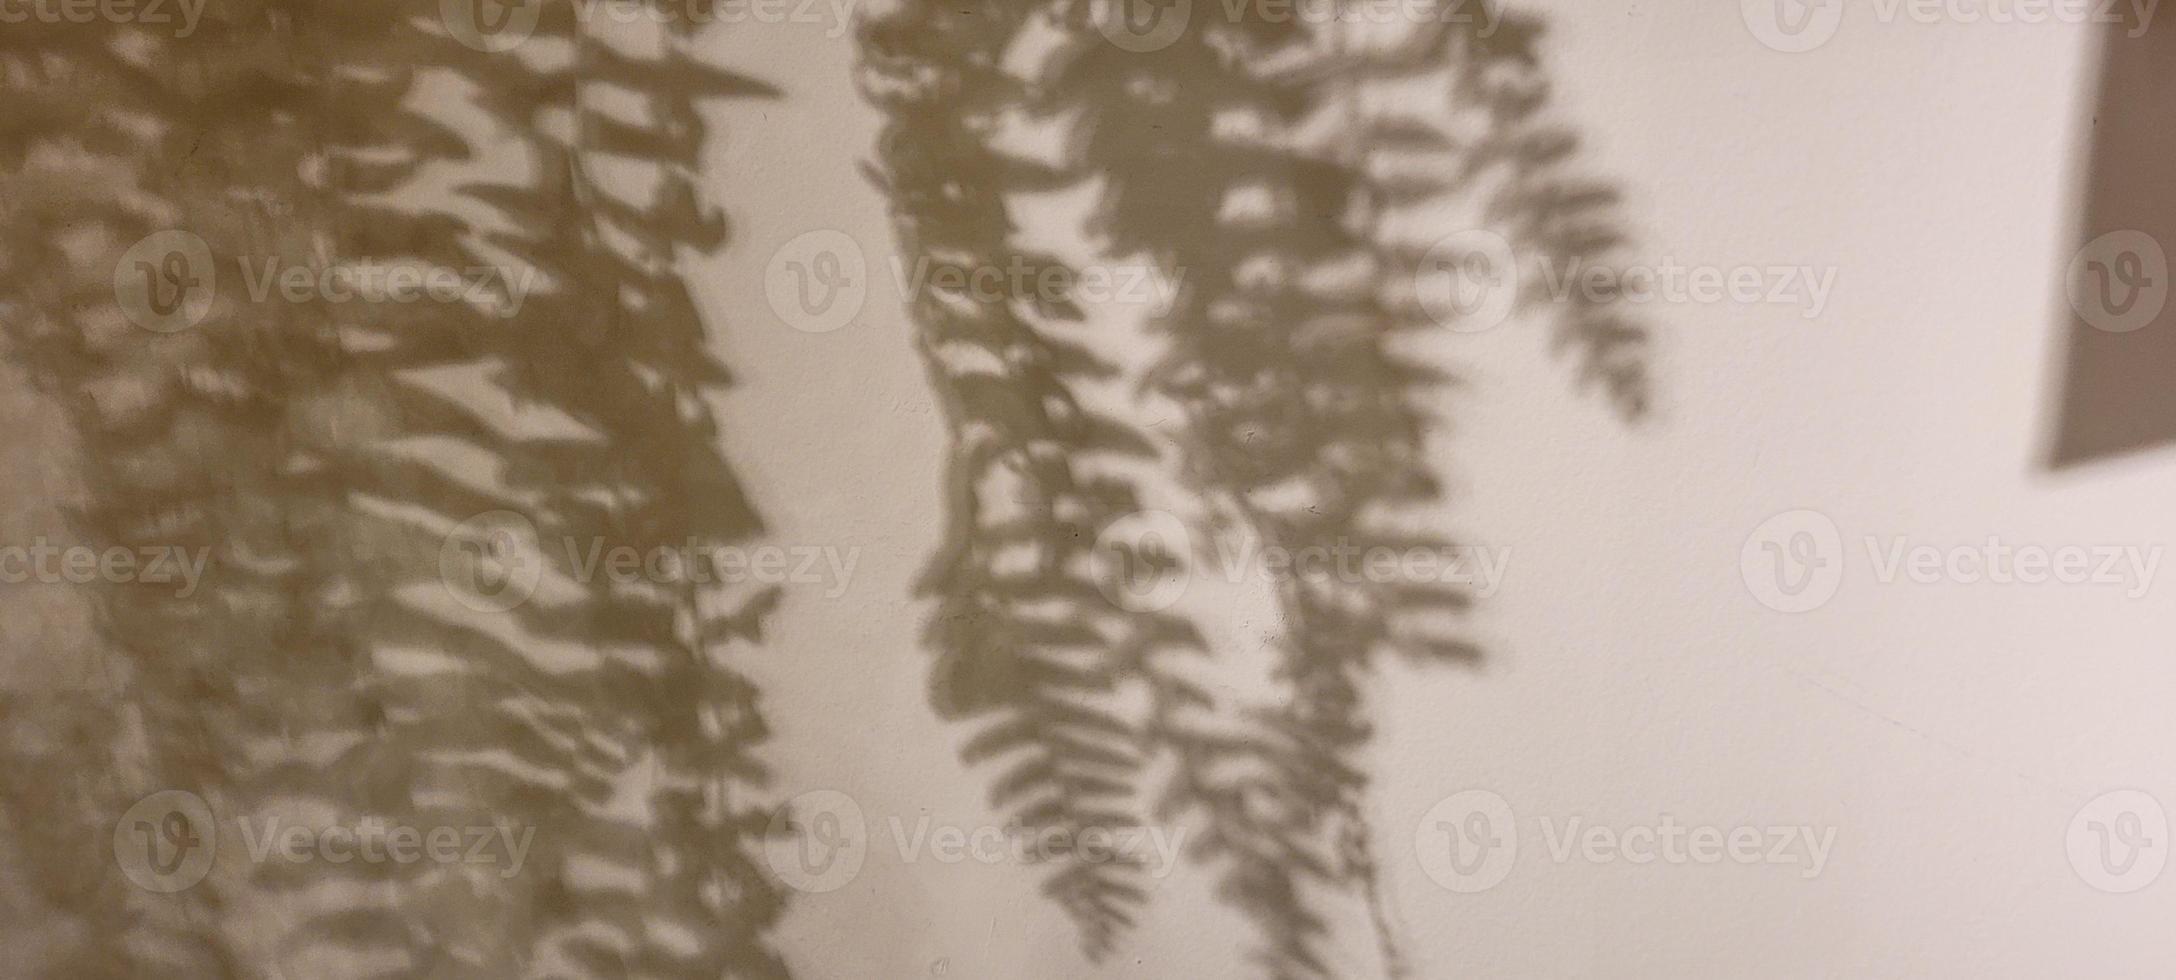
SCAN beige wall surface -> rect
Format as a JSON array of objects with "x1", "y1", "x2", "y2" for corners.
[
  {"x1": 709, "y1": 3, "x2": 2174, "y2": 976},
  {"x1": 4, "y1": 1, "x2": 2172, "y2": 977}
]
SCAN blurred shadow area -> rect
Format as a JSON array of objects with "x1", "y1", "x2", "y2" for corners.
[{"x1": 2049, "y1": 10, "x2": 2176, "y2": 469}]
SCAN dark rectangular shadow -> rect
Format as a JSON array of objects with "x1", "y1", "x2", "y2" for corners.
[{"x1": 2048, "y1": 13, "x2": 2176, "y2": 469}]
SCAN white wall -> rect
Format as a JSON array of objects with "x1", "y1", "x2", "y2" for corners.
[{"x1": 705, "y1": 3, "x2": 2174, "y2": 975}]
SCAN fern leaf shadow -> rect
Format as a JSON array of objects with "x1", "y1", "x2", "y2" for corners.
[
  {"x1": 860, "y1": 0, "x2": 1647, "y2": 974},
  {"x1": 1, "y1": 3, "x2": 792, "y2": 977}
]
